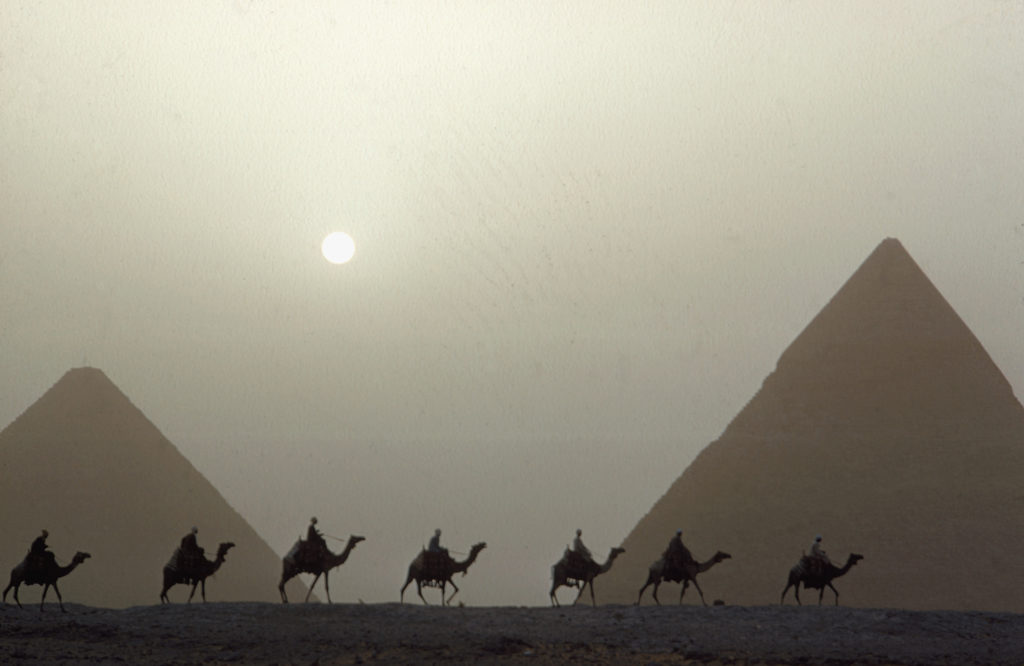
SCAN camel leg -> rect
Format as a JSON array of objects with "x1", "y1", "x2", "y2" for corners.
[
  {"x1": 549, "y1": 581, "x2": 561, "y2": 607},
  {"x1": 40, "y1": 583, "x2": 49, "y2": 611},
  {"x1": 794, "y1": 582, "x2": 802, "y2": 605},
  {"x1": 278, "y1": 577, "x2": 289, "y2": 604},
  {"x1": 652, "y1": 582, "x2": 662, "y2": 606},
  {"x1": 201, "y1": 579, "x2": 208, "y2": 603},
  {"x1": 780, "y1": 582, "x2": 792, "y2": 605},
  {"x1": 589, "y1": 581, "x2": 597, "y2": 607},
  {"x1": 818, "y1": 585, "x2": 825, "y2": 606},
  {"x1": 416, "y1": 581, "x2": 429, "y2": 605},
  {"x1": 827, "y1": 582, "x2": 840, "y2": 606},
  {"x1": 573, "y1": 581, "x2": 587, "y2": 605},
  {"x1": 11, "y1": 583, "x2": 23, "y2": 609},
  {"x1": 323, "y1": 571, "x2": 331, "y2": 604},
  {"x1": 690, "y1": 578, "x2": 708, "y2": 607},
  {"x1": 399, "y1": 576, "x2": 413, "y2": 604},
  {"x1": 305, "y1": 573, "x2": 321, "y2": 603},
  {"x1": 635, "y1": 582, "x2": 650, "y2": 606},
  {"x1": 188, "y1": 581, "x2": 198, "y2": 603},
  {"x1": 3, "y1": 581, "x2": 19, "y2": 608},
  {"x1": 51, "y1": 582, "x2": 66, "y2": 612},
  {"x1": 679, "y1": 581, "x2": 687, "y2": 605},
  {"x1": 445, "y1": 579, "x2": 460, "y2": 606}
]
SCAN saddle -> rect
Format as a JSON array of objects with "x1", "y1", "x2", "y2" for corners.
[
  {"x1": 167, "y1": 546, "x2": 206, "y2": 574},
  {"x1": 416, "y1": 549, "x2": 453, "y2": 579},
  {"x1": 23, "y1": 550, "x2": 56, "y2": 584},
  {"x1": 799, "y1": 554, "x2": 827, "y2": 578},
  {"x1": 291, "y1": 539, "x2": 328, "y2": 568},
  {"x1": 561, "y1": 550, "x2": 596, "y2": 582}
]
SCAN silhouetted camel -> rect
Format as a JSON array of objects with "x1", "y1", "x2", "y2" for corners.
[
  {"x1": 160, "y1": 541, "x2": 235, "y2": 604},
  {"x1": 400, "y1": 542, "x2": 487, "y2": 605},
  {"x1": 3, "y1": 550, "x2": 91, "y2": 612},
  {"x1": 278, "y1": 534, "x2": 365, "y2": 603},
  {"x1": 781, "y1": 552, "x2": 864, "y2": 605},
  {"x1": 636, "y1": 550, "x2": 731, "y2": 606},
  {"x1": 549, "y1": 547, "x2": 625, "y2": 607}
]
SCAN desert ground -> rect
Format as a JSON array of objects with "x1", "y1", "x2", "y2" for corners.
[{"x1": 1, "y1": 599, "x2": 1022, "y2": 665}]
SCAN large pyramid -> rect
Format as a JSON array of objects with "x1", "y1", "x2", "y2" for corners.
[
  {"x1": 602, "y1": 238, "x2": 1024, "y2": 612},
  {"x1": 0, "y1": 367, "x2": 307, "y2": 607}
]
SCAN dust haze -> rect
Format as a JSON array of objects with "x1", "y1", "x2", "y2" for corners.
[{"x1": 3, "y1": 2, "x2": 1024, "y2": 608}]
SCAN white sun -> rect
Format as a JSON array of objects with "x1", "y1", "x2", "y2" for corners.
[{"x1": 321, "y1": 231, "x2": 355, "y2": 264}]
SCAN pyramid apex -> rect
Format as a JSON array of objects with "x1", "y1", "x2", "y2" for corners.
[
  {"x1": 62, "y1": 366, "x2": 109, "y2": 377},
  {"x1": 864, "y1": 237, "x2": 911, "y2": 262}
]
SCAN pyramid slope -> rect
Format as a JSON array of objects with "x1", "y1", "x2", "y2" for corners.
[
  {"x1": 0, "y1": 368, "x2": 308, "y2": 607},
  {"x1": 601, "y1": 239, "x2": 1024, "y2": 611}
]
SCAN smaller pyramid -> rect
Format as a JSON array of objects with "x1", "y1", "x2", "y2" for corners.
[
  {"x1": 0, "y1": 368, "x2": 307, "y2": 607},
  {"x1": 600, "y1": 239, "x2": 1024, "y2": 611}
]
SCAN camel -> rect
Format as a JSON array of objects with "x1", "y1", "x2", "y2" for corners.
[
  {"x1": 781, "y1": 552, "x2": 864, "y2": 605},
  {"x1": 3, "y1": 550, "x2": 91, "y2": 612},
  {"x1": 549, "y1": 547, "x2": 625, "y2": 607},
  {"x1": 278, "y1": 534, "x2": 365, "y2": 603},
  {"x1": 159, "y1": 541, "x2": 235, "y2": 604},
  {"x1": 635, "y1": 550, "x2": 731, "y2": 606},
  {"x1": 400, "y1": 542, "x2": 487, "y2": 605}
]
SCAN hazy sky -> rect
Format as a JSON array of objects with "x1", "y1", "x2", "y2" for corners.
[{"x1": 3, "y1": 1, "x2": 1024, "y2": 606}]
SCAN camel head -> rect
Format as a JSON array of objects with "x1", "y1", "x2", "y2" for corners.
[
  {"x1": 216, "y1": 542, "x2": 236, "y2": 559},
  {"x1": 609, "y1": 547, "x2": 626, "y2": 559},
  {"x1": 71, "y1": 552, "x2": 92, "y2": 565},
  {"x1": 847, "y1": 553, "x2": 864, "y2": 566},
  {"x1": 349, "y1": 535, "x2": 366, "y2": 546},
  {"x1": 470, "y1": 542, "x2": 487, "y2": 555},
  {"x1": 713, "y1": 551, "x2": 732, "y2": 563}
]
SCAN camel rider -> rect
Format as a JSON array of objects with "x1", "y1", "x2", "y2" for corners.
[
  {"x1": 808, "y1": 535, "x2": 831, "y2": 574},
  {"x1": 664, "y1": 529, "x2": 695, "y2": 570},
  {"x1": 178, "y1": 526, "x2": 203, "y2": 570},
  {"x1": 27, "y1": 529, "x2": 50, "y2": 571},
  {"x1": 29, "y1": 529, "x2": 49, "y2": 556},
  {"x1": 572, "y1": 529, "x2": 593, "y2": 563},
  {"x1": 428, "y1": 529, "x2": 445, "y2": 554},
  {"x1": 305, "y1": 517, "x2": 327, "y2": 562}
]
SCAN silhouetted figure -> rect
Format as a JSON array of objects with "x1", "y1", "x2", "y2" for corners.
[
  {"x1": 26, "y1": 529, "x2": 51, "y2": 573},
  {"x1": 305, "y1": 517, "x2": 326, "y2": 555},
  {"x1": 29, "y1": 530, "x2": 49, "y2": 557},
  {"x1": 177, "y1": 526, "x2": 203, "y2": 571},
  {"x1": 782, "y1": 551, "x2": 864, "y2": 606},
  {"x1": 428, "y1": 529, "x2": 445, "y2": 554},
  {"x1": 572, "y1": 529, "x2": 593, "y2": 562},
  {"x1": 161, "y1": 542, "x2": 235, "y2": 604},
  {"x1": 550, "y1": 546, "x2": 626, "y2": 607},
  {"x1": 663, "y1": 529, "x2": 695, "y2": 570},
  {"x1": 279, "y1": 535, "x2": 365, "y2": 603},
  {"x1": 4, "y1": 548, "x2": 91, "y2": 612},
  {"x1": 401, "y1": 541, "x2": 487, "y2": 605},
  {"x1": 636, "y1": 549, "x2": 732, "y2": 606},
  {"x1": 807, "y1": 535, "x2": 831, "y2": 577}
]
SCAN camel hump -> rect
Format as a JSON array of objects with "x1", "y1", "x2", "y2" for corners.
[
  {"x1": 285, "y1": 540, "x2": 303, "y2": 561},
  {"x1": 22, "y1": 551, "x2": 55, "y2": 584},
  {"x1": 416, "y1": 549, "x2": 453, "y2": 576},
  {"x1": 566, "y1": 550, "x2": 592, "y2": 570},
  {"x1": 562, "y1": 550, "x2": 595, "y2": 579},
  {"x1": 167, "y1": 545, "x2": 205, "y2": 572},
  {"x1": 165, "y1": 547, "x2": 183, "y2": 571}
]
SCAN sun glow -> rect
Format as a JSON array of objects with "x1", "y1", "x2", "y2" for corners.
[{"x1": 321, "y1": 232, "x2": 355, "y2": 264}]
